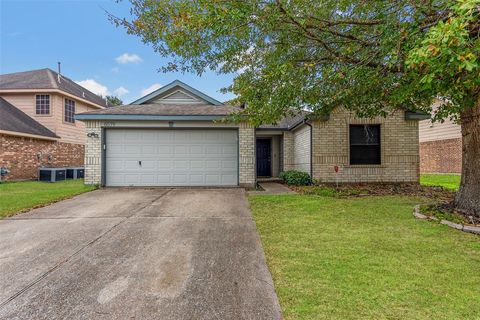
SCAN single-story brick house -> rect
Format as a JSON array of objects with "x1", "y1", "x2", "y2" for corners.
[
  {"x1": 0, "y1": 68, "x2": 109, "y2": 180},
  {"x1": 76, "y1": 80, "x2": 429, "y2": 188}
]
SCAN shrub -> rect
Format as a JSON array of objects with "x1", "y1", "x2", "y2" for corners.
[{"x1": 279, "y1": 170, "x2": 311, "y2": 186}]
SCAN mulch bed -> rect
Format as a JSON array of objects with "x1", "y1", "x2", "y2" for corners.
[
  {"x1": 293, "y1": 183, "x2": 455, "y2": 200},
  {"x1": 292, "y1": 183, "x2": 480, "y2": 225}
]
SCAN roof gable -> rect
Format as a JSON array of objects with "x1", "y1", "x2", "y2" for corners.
[
  {"x1": 132, "y1": 80, "x2": 223, "y2": 105},
  {"x1": 152, "y1": 89, "x2": 204, "y2": 105},
  {"x1": 0, "y1": 68, "x2": 110, "y2": 108}
]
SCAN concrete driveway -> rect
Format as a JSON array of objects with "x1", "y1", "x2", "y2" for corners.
[{"x1": 0, "y1": 188, "x2": 281, "y2": 320}]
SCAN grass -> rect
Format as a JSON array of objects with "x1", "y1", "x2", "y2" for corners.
[
  {"x1": 0, "y1": 180, "x2": 97, "y2": 218},
  {"x1": 419, "y1": 204, "x2": 469, "y2": 225},
  {"x1": 420, "y1": 174, "x2": 461, "y2": 191},
  {"x1": 250, "y1": 194, "x2": 480, "y2": 320}
]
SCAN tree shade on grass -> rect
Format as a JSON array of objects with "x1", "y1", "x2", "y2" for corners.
[
  {"x1": 0, "y1": 180, "x2": 96, "y2": 218},
  {"x1": 420, "y1": 174, "x2": 461, "y2": 191},
  {"x1": 250, "y1": 195, "x2": 480, "y2": 320}
]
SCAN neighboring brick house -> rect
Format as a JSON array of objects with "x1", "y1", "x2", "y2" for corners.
[
  {"x1": 419, "y1": 100, "x2": 462, "y2": 173},
  {"x1": 76, "y1": 80, "x2": 428, "y2": 188},
  {"x1": 0, "y1": 68, "x2": 109, "y2": 180}
]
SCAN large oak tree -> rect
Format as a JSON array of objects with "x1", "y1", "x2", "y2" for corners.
[{"x1": 113, "y1": 0, "x2": 480, "y2": 216}]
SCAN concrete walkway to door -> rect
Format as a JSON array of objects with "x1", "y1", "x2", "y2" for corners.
[{"x1": 0, "y1": 188, "x2": 281, "y2": 320}]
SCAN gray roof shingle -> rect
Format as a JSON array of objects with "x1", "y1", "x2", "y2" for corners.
[
  {"x1": 78, "y1": 103, "x2": 242, "y2": 116},
  {"x1": 0, "y1": 68, "x2": 110, "y2": 108},
  {"x1": 258, "y1": 111, "x2": 310, "y2": 129},
  {"x1": 78, "y1": 103, "x2": 310, "y2": 129},
  {"x1": 0, "y1": 97, "x2": 59, "y2": 139}
]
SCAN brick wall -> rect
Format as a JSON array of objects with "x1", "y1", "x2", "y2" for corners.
[
  {"x1": 84, "y1": 121, "x2": 103, "y2": 185},
  {"x1": 282, "y1": 131, "x2": 294, "y2": 170},
  {"x1": 238, "y1": 122, "x2": 256, "y2": 188},
  {"x1": 420, "y1": 138, "x2": 462, "y2": 173},
  {"x1": 0, "y1": 134, "x2": 84, "y2": 180},
  {"x1": 311, "y1": 107, "x2": 420, "y2": 183}
]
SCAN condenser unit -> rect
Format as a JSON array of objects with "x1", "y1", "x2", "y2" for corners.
[
  {"x1": 39, "y1": 168, "x2": 66, "y2": 182},
  {"x1": 66, "y1": 167, "x2": 85, "y2": 179}
]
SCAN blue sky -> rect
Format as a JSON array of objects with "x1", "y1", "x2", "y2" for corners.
[{"x1": 0, "y1": 0, "x2": 236, "y2": 103}]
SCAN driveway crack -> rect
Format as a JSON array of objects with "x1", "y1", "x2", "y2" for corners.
[{"x1": 0, "y1": 189, "x2": 172, "y2": 310}]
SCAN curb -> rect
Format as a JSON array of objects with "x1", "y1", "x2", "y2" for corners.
[{"x1": 413, "y1": 205, "x2": 480, "y2": 235}]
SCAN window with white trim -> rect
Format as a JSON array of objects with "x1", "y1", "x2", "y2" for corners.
[
  {"x1": 35, "y1": 95, "x2": 50, "y2": 115},
  {"x1": 64, "y1": 98, "x2": 75, "y2": 123}
]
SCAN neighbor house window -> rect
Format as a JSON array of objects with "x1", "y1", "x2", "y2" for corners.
[
  {"x1": 349, "y1": 124, "x2": 381, "y2": 165},
  {"x1": 64, "y1": 98, "x2": 75, "y2": 123},
  {"x1": 35, "y1": 94, "x2": 50, "y2": 115}
]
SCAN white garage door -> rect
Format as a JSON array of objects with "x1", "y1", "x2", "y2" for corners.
[{"x1": 105, "y1": 129, "x2": 238, "y2": 187}]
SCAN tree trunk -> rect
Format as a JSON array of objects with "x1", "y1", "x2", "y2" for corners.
[{"x1": 455, "y1": 99, "x2": 480, "y2": 218}]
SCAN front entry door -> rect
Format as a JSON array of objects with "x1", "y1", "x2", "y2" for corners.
[{"x1": 256, "y1": 139, "x2": 271, "y2": 177}]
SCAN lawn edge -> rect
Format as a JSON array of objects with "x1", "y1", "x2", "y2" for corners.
[
  {"x1": 2, "y1": 185, "x2": 98, "y2": 219},
  {"x1": 413, "y1": 205, "x2": 480, "y2": 235}
]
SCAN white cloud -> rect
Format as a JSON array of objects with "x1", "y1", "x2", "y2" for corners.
[
  {"x1": 115, "y1": 53, "x2": 142, "y2": 64},
  {"x1": 140, "y1": 83, "x2": 163, "y2": 97},
  {"x1": 76, "y1": 79, "x2": 110, "y2": 97},
  {"x1": 113, "y1": 86, "x2": 129, "y2": 97}
]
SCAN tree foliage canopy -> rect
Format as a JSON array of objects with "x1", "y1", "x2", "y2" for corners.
[
  {"x1": 114, "y1": 0, "x2": 479, "y2": 125},
  {"x1": 106, "y1": 95, "x2": 123, "y2": 106}
]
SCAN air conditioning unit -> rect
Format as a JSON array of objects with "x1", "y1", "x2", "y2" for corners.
[
  {"x1": 66, "y1": 167, "x2": 85, "y2": 179},
  {"x1": 39, "y1": 168, "x2": 66, "y2": 182}
]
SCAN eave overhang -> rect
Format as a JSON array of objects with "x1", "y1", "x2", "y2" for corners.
[
  {"x1": 405, "y1": 111, "x2": 431, "y2": 120},
  {"x1": 74, "y1": 114, "x2": 229, "y2": 121}
]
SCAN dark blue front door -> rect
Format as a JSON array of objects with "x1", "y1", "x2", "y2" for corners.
[{"x1": 256, "y1": 139, "x2": 271, "y2": 177}]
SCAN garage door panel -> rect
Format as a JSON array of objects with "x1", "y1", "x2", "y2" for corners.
[
  {"x1": 223, "y1": 145, "x2": 236, "y2": 155},
  {"x1": 125, "y1": 160, "x2": 140, "y2": 170},
  {"x1": 157, "y1": 145, "x2": 172, "y2": 153},
  {"x1": 174, "y1": 160, "x2": 189, "y2": 170},
  {"x1": 173, "y1": 174, "x2": 188, "y2": 183},
  {"x1": 205, "y1": 160, "x2": 221, "y2": 169},
  {"x1": 125, "y1": 145, "x2": 141, "y2": 153},
  {"x1": 106, "y1": 129, "x2": 238, "y2": 186},
  {"x1": 141, "y1": 145, "x2": 156, "y2": 155},
  {"x1": 189, "y1": 174, "x2": 204, "y2": 184},
  {"x1": 174, "y1": 145, "x2": 188, "y2": 155},
  {"x1": 108, "y1": 145, "x2": 123, "y2": 155},
  {"x1": 157, "y1": 174, "x2": 171, "y2": 184},
  {"x1": 205, "y1": 174, "x2": 221, "y2": 184},
  {"x1": 222, "y1": 160, "x2": 236, "y2": 169},
  {"x1": 124, "y1": 131, "x2": 141, "y2": 140},
  {"x1": 141, "y1": 131, "x2": 157, "y2": 141},
  {"x1": 205, "y1": 145, "x2": 221, "y2": 154},
  {"x1": 189, "y1": 145, "x2": 203, "y2": 154},
  {"x1": 124, "y1": 174, "x2": 140, "y2": 184},
  {"x1": 157, "y1": 160, "x2": 171, "y2": 170},
  {"x1": 190, "y1": 160, "x2": 203, "y2": 169},
  {"x1": 140, "y1": 160, "x2": 156, "y2": 169},
  {"x1": 139, "y1": 174, "x2": 156, "y2": 184},
  {"x1": 222, "y1": 175, "x2": 236, "y2": 184}
]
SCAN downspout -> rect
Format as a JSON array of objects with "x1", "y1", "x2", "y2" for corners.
[{"x1": 303, "y1": 120, "x2": 313, "y2": 181}]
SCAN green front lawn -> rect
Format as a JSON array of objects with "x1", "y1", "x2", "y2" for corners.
[
  {"x1": 420, "y1": 174, "x2": 461, "y2": 191},
  {"x1": 0, "y1": 180, "x2": 97, "y2": 218},
  {"x1": 250, "y1": 194, "x2": 480, "y2": 320}
]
